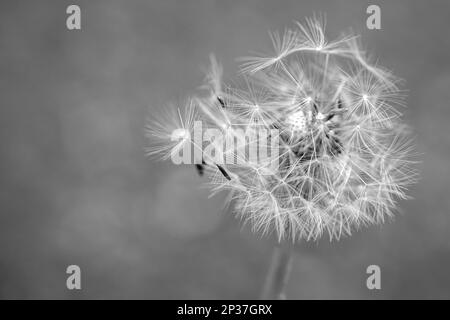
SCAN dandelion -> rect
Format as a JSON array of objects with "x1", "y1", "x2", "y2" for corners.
[{"x1": 146, "y1": 16, "x2": 418, "y2": 299}]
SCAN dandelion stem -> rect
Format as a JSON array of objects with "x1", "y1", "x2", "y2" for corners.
[{"x1": 261, "y1": 243, "x2": 293, "y2": 300}]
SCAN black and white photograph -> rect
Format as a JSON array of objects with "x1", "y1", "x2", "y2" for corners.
[{"x1": 1, "y1": 0, "x2": 450, "y2": 305}]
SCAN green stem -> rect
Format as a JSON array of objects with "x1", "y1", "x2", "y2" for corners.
[{"x1": 261, "y1": 243, "x2": 293, "y2": 300}]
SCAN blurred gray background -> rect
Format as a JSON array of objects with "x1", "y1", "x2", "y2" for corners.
[{"x1": 1, "y1": 0, "x2": 449, "y2": 299}]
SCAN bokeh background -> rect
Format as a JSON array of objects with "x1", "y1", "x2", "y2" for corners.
[{"x1": 1, "y1": 0, "x2": 450, "y2": 299}]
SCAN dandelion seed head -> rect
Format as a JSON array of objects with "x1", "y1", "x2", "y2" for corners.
[
  {"x1": 287, "y1": 110, "x2": 307, "y2": 133},
  {"x1": 147, "y1": 16, "x2": 418, "y2": 242}
]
